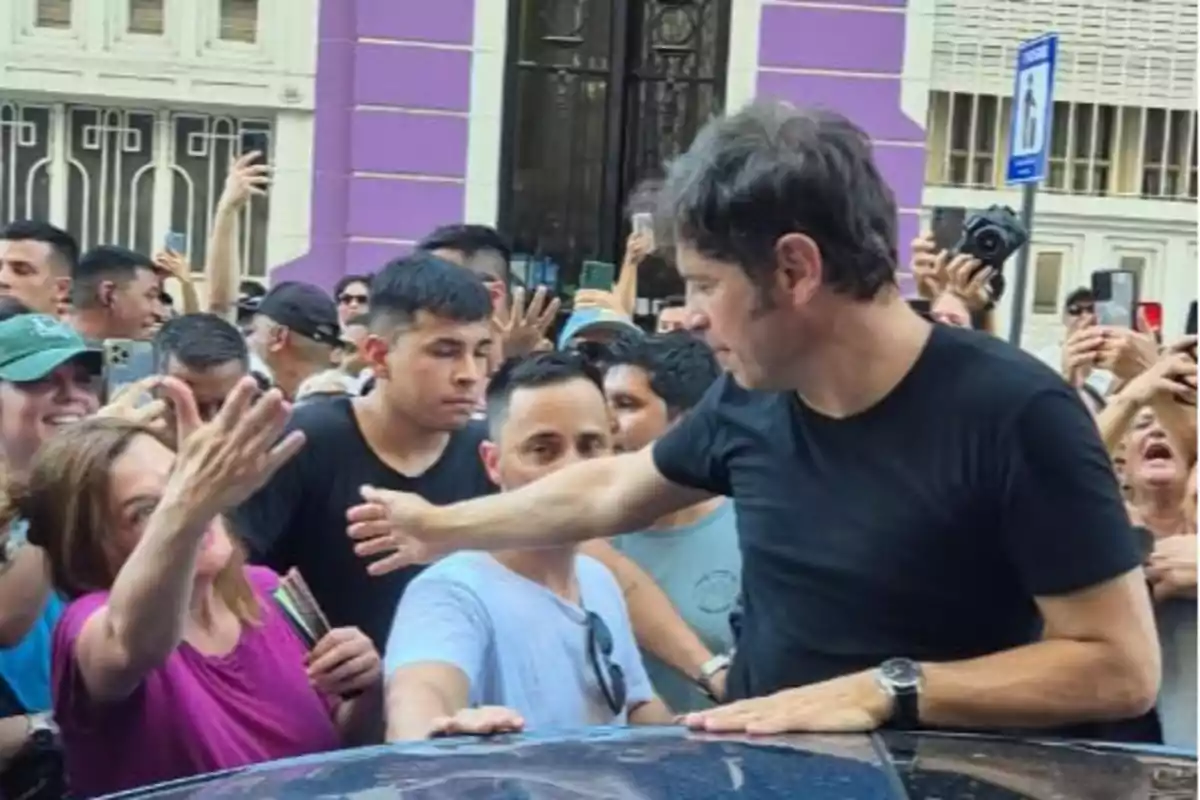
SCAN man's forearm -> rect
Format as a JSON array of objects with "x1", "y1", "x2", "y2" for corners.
[
  {"x1": 1096, "y1": 394, "x2": 1140, "y2": 453},
  {"x1": 918, "y1": 638, "x2": 1158, "y2": 730},
  {"x1": 204, "y1": 203, "x2": 239, "y2": 318},
  {"x1": 432, "y1": 453, "x2": 688, "y2": 551},
  {"x1": 385, "y1": 681, "x2": 458, "y2": 742},
  {"x1": 580, "y1": 540, "x2": 714, "y2": 688}
]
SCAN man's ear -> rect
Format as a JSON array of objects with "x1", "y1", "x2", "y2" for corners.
[
  {"x1": 363, "y1": 334, "x2": 391, "y2": 380},
  {"x1": 55, "y1": 276, "x2": 71, "y2": 304},
  {"x1": 98, "y1": 280, "x2": 116, "y2": 309},
  {"x1": 774, "y1": 232, "x2": 822, "y2": 308},
  {"x1": 479, "y1": 440, "x2": 501, "y2": 486}
]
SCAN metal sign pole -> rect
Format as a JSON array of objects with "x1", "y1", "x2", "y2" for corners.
[
  {"x1": 1003, "y1": 33, "x2": 1058, "y2": 348},
  {"x1": 1007, "y1": 184, "x2": 1038, "y2": 347}
]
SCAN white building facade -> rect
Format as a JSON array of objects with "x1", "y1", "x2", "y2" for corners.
[{"x1": 916, "y1": 0, "x2": 1198, "y2": 346}]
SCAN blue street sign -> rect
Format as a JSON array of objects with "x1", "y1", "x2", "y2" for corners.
[{"x1": 1005, "y1": 34, "x2": 1058, "y2": 185}]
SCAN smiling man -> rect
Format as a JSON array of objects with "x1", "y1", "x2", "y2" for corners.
[{"x1": 348, "y1": 101, "x2": 1159, "y2": 742}]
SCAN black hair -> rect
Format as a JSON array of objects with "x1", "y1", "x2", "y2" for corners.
[
  {"x1": 607, "y1": 330, "x2": 720, "y2": 414},
  {"x1": 71, "y1": 245, "x2": 158, "y2": 308},
  {"x1": 416, "y1": 224, "x2": 512, "y2": 280},
  {"x1": 367, "y1": 252, "x2": 492, "y2": 333},
  {"x1": 334, "y1": 274, "x2": 372, "y2": 299},
  {"x1": 662, "y1": 101, "x2": 897, "y2": 303},
  {"x1": 154, "y1": 312, "x2": 249, "y2": 372},
  {"x1": 0, "y1": 297, "x2": 33, "y2": 323},
  {"x1": 485, "y1": 351, "x2": 604, "y2": 437},
  {"x1": 0, "y1": 220, "x2": 79, "y2": 272},
  {"x1": 1064, "y1": 287, "x2": 1094, "y2": 311}
]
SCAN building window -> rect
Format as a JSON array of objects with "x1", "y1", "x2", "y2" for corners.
[
  {"x1": 939, "y1": 92, "x2": 1001, "y2": 188},
  {"x1": 1046, "y1": 102, "x2": 1115, "y2": 196},
  {"x1": 0, "y1": 102, "x2": 273, "y2": 278},
  {"x1": 219, "y1": 0, "x2": 258, "y2": 44},
  {"x1": 1141, "y1": 108, "x2": 1196, "y2": 200},
  {"x1": 1117, "y1": 255, "x2": 1147, "y2": 283},
  {"x1": 129, "y1": 0, "x2": 164, "y2": 35},
  {"x1": 1032, "y1": 252, "x2": 1063, "y2": 315},
  {"x1": 0, "y1": 102, "x2": 53, "y2": 223},
  {"x1": 35, "y1": 0, "x2": 72, "y2": 29}
]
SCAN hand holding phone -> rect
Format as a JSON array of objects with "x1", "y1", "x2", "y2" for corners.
[{"x1": 631, "y1": 213, "x2": 655, "y2": 251}]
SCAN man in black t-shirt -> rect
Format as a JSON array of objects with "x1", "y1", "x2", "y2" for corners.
[
  {"x1": 347, "y1": 102, "x2": 1159, "y2": 738},
  {"x1": 234, "y1": 253, "x2": 497, "y2": 649}
]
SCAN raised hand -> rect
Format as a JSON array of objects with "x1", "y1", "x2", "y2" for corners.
[
  {"x1": 162, "y1": 377, "x2": 305, "y2": 519},
  {"x1": 152, "y1": 249, "x2": 193, "y2": 284},
  {"x1": 1119, "y1": 348, "x2": 1197, "y2": 407},
  {"x1": 218, "y1": 152, "x2": 270, "y2": 212},
  {"x1": 97, "y1": 377, "x2": 169, "y2": 430},
  {"x1": 346, "y1": 486, "x2": 441, "y2": 576},
  {"x1": 493, "y1": 286, "x2": 561, "y2": 359},
  {"x1": 944, "y1": 255, "x2": 992, "y2": 312}
]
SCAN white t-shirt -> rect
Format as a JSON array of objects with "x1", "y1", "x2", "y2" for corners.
[{"x1": 385, "y1": 551, "x2": 654, "y2": 730}]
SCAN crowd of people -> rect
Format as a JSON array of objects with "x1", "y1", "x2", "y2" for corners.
[{"x1": 0, "y1": 99, "x2": 1193, "y2": 798}]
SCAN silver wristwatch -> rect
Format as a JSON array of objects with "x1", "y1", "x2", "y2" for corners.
[{"x1": 696, "y1": 654, "x2": 731, "y2": 699}]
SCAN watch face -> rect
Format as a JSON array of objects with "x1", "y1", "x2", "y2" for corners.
[{"x1": 880, "y1": 658, "x2": 922, "y2": 690}]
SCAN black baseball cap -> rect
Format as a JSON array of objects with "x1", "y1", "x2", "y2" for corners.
[{"x1": 257, "y1": 281, "x2": 341, "y2": 346}]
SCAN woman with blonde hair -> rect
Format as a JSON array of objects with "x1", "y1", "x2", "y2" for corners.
[{"x1": 20, "y1": 377, "x2": 381, "y2": 796}]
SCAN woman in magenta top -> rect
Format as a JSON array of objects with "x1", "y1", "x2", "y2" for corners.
[{"x1": 21, "y1": 378, "x2": 382, "y2": 797}]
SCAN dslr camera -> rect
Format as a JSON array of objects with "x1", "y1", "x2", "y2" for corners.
[{"x1": 955, "y1": 205, "x2": 1028, "y2": 269}]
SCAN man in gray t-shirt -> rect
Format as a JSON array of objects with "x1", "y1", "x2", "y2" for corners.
[
  {"x1": 605, "y1": 332, "x2": 741, "y2": 712},
  {"x1": 380, "y1": 353, "x2": 670, "y2": 739}
]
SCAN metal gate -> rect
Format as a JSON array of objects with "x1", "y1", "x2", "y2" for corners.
[{"x1": 498, "y1": 0, "x2": 731, "y2": 296}]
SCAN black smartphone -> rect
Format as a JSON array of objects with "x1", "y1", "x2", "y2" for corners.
[
  {"x1": 931, "y1": 207, "x2": 967, "y2": 253},
  {"x1": 1091, "y1": 269, "x2": 1139, "y2": 329},
  {"x1": 240, "y1": 131, "x2": 269, "y2": 161},
  {"x1": 1186, "y1": 300, "x2": 1197, "y2": 336}
]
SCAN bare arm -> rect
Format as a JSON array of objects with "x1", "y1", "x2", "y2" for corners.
[
  {"x1": 919, "y1": 569, "x2": 1159, "y2": 728},
  {"x1": 1096, "y1": 393, "x2": 1140, "y2": 454},
  {"x1": 433, "y1": 449, "x2": 707, "y2": 551},
  {"x1": 629, "y1": 697, "x2": 674, "y2": 725},
  {"x1": 385, "y1": 663, "x2": 470, "y2": 742},
  {"x1": 0, "y1": 544, "x2": 51, "y2": 647},
  {"x1": 204, "y1": 152, "x2": 268, "y2": 319},
  {"x1": 0, "y1": 715, "x2": 32, "y2": 765},
  {"x1": 72, "y1": 496, "x2": 210, "y2": 703},
  {"x1": 579, "y1": 539, "x2": 718, "y2": 694}
]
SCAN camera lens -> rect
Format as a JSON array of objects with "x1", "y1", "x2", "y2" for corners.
[{"x1": 976, "y1": 229, "x2": 1002, "y2": 256}]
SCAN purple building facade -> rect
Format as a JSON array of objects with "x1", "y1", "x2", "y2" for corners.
[{"x1": 274, "y1": 0, "x2": 924, "y2": 294}]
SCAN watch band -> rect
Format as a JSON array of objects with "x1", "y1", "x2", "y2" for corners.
[
  {"x1": 876, "y1": 658, "x2": 923, "y2": 730},
  {"x1": 696, "y1": 654, "x2": 731, "y2": 699}
]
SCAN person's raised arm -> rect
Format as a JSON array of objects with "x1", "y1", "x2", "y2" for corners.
[
  {"x1": 351, "y1": 448, "x2": 706, "y2": 574},
  {"x1": 1096, "y1": 348, "x2": 1196, "y2": 453},
  {"x1": 204, "y1": 153, "x2": 268, "y2": 320},
  {"x1": 350, "y1": 376, "x2": 733, "y2": 573},
  {"x1": 0, "y1": 538, "x2": 51, "y2": 647},
  {"x1": 70, "y1": 379, "x2": 303, "y2": 702}
]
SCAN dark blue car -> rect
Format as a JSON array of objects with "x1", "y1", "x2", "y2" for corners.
[{"x1": 103, "y1": 727, "x2": 1196, "y2": 799}]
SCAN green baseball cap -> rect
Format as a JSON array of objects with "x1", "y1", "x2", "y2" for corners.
[{"x1": 0, "y1": 314, "x2": 102, "y2": 383}]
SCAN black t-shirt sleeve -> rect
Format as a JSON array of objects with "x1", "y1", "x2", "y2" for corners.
[
  {"x1": 998, "y1": 387, "x2": 1141, "y2": 597},
  {"x1": 651, "y1": 374, "x2": 733, "y2": 496}
]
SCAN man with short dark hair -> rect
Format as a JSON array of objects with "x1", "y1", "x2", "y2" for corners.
[
  {"x1": 69, "y1": 245, "x2": 162, "y2": 341},
  {"x1": 384, "y1": 352, "x2": 669, "y2": 739},
  {"x1": 154, "y1": 313, "x2": 249, "y2": 422},
  {"x1": 604, "y1": 332, "x2": 740, "y2": 712},
  {"x1": 246, "y1": 282, "x2": 343, "y2": 401},
  {"x1": 351, "y1": 101, "x2": 1160, "y2": 740},
  {"x1": 235, "y1": 253, "x2": 497, "y2": 649},
  {"x1": 0, "y1": 221, "x2": 77, "y2": 316}
]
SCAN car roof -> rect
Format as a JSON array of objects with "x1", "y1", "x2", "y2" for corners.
[{"x1": 104, "y1": 727, "x2": 1197, "y2": 799}]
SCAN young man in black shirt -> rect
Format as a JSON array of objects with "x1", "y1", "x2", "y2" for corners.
[
  {"x1": 235, "y1": 254, "x2": 496, "y2": 649},
  {"x1": 348, "y1": 102, "x2": 1159, "y2": 738}
]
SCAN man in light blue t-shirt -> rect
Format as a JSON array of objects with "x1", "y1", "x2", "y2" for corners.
[
  {"x1": 605, "y1": 332, "x2": 741, "y2": 713},
  {"x1": 382, "y1": 353, "x2": 670, "y2": 740}
]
